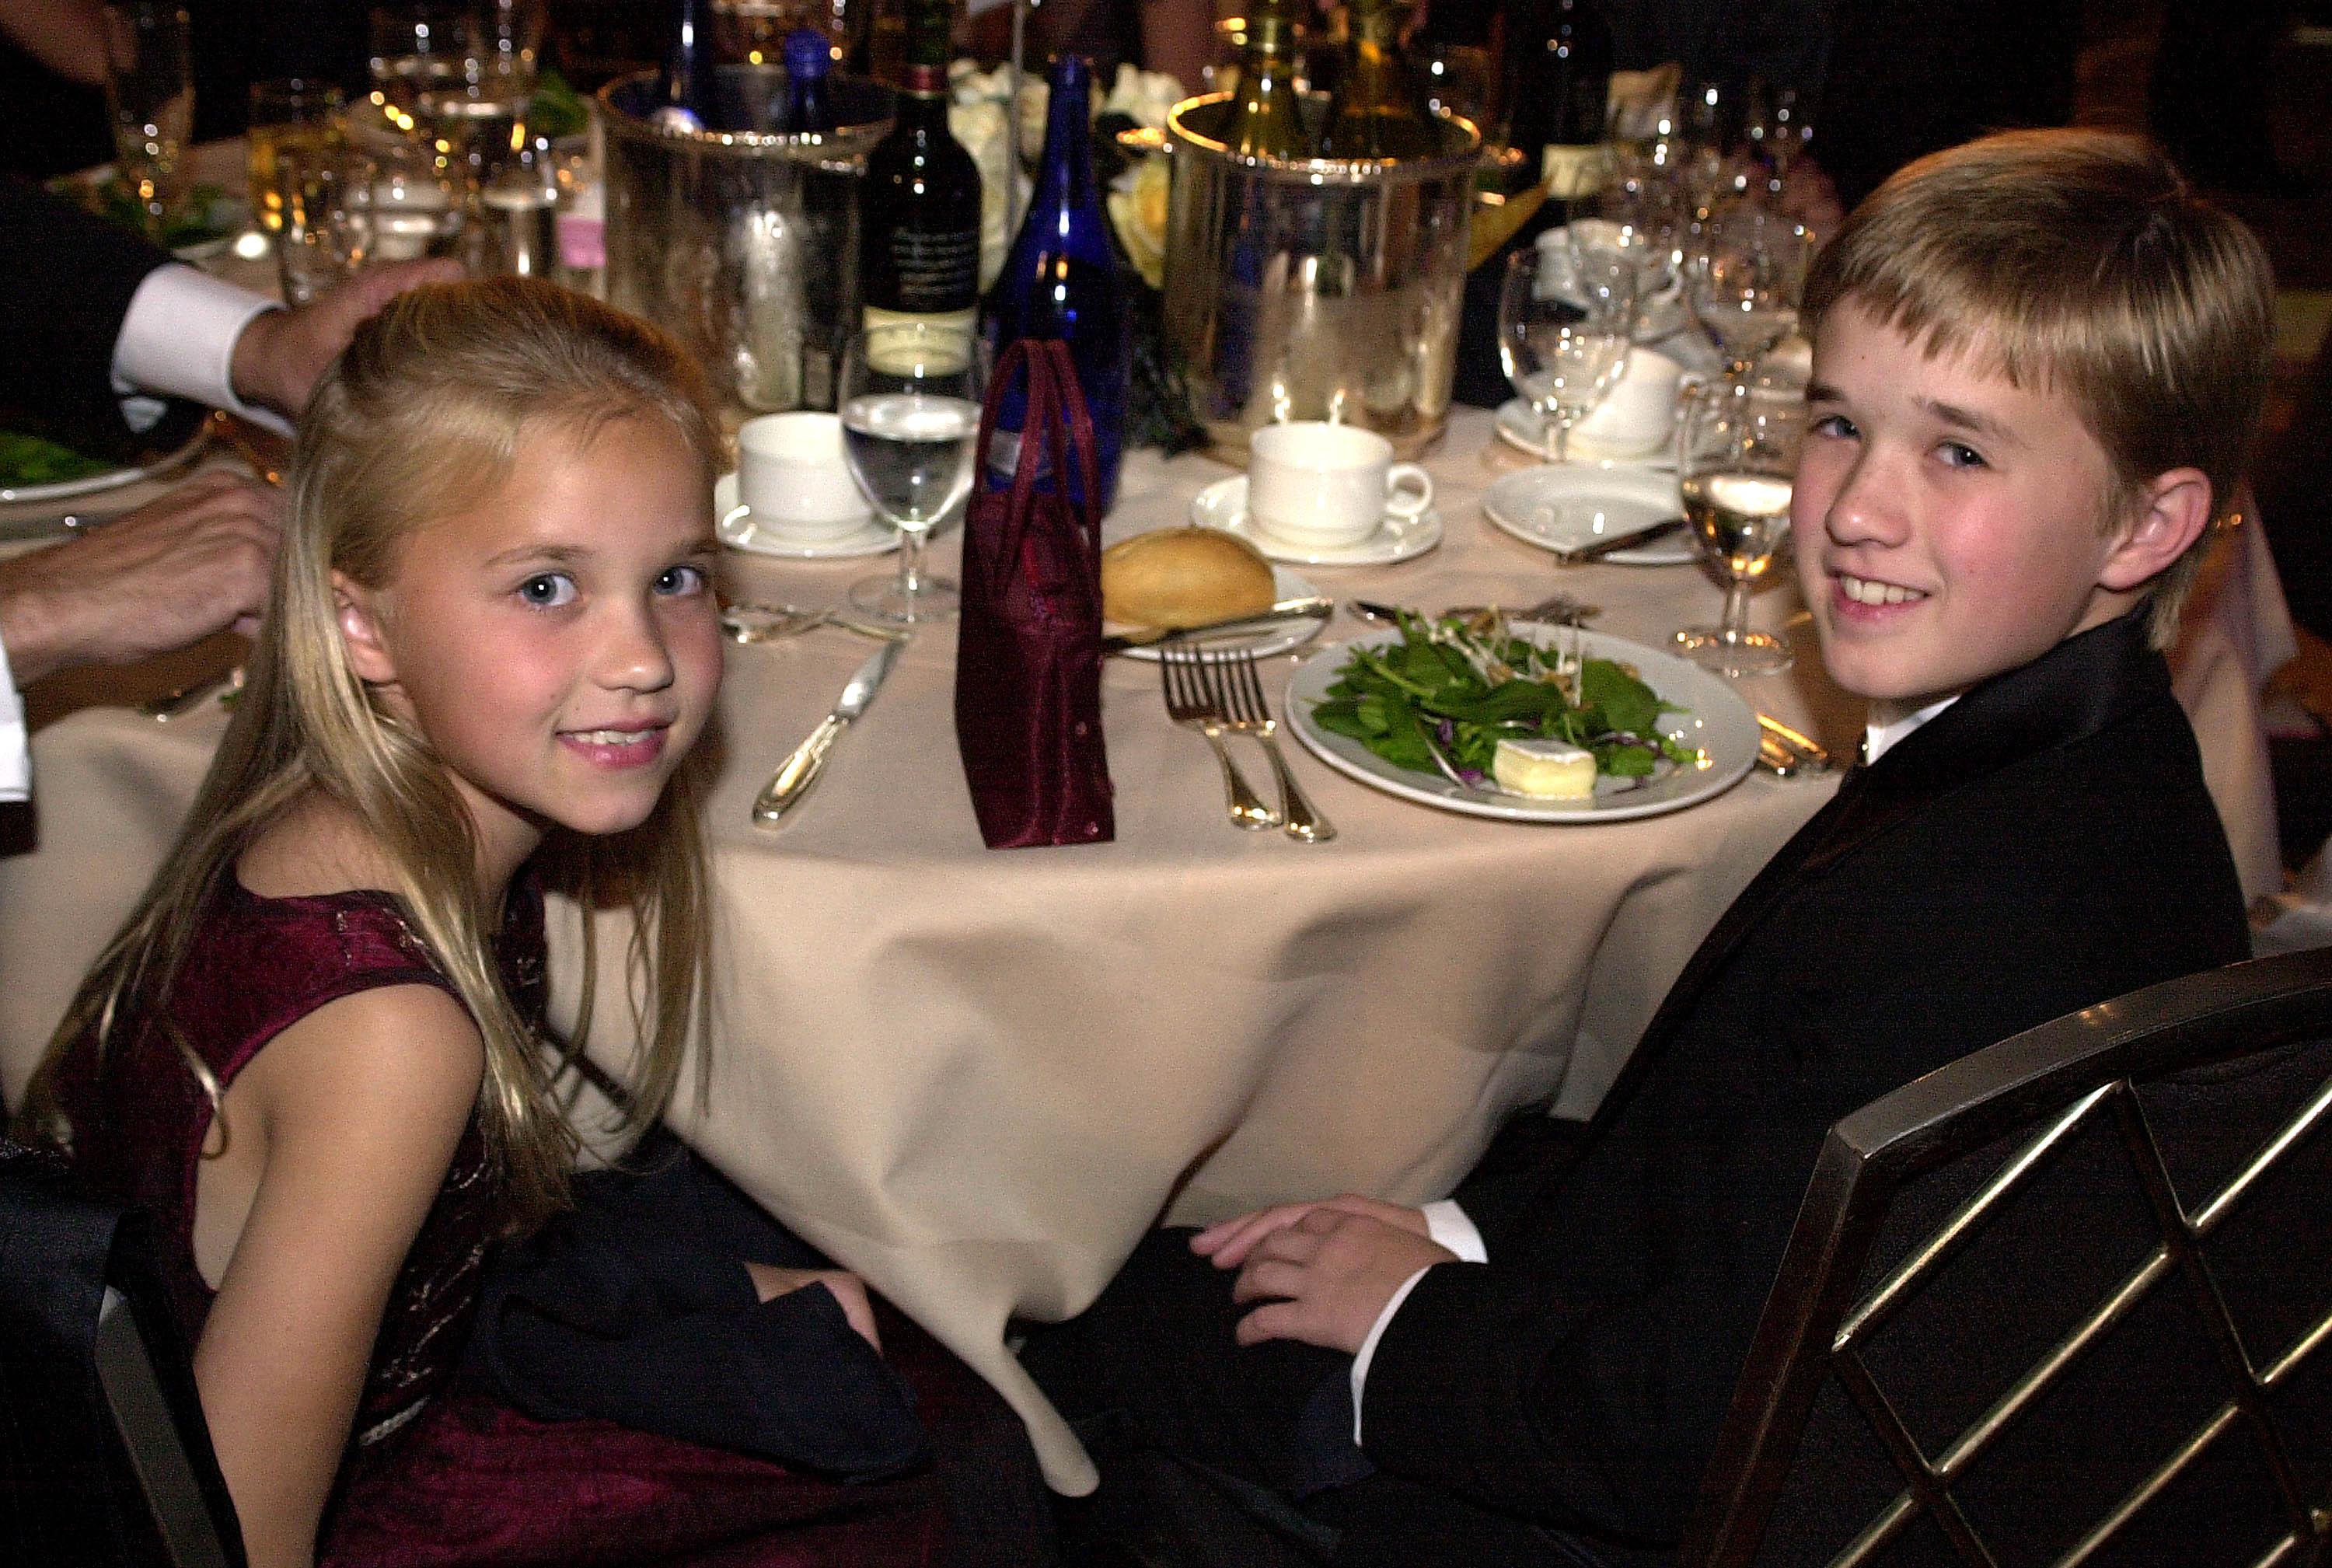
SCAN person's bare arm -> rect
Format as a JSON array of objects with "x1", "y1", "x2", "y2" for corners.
[
  {"x1": 0, "y1": 470, "x2": 280, "y2": 686},
  {"x1": 227, "y1": 259, "x2": 462, "y2": 421},
  {"x1": 0, "y1": 0, "x2": 109, "y2": 86},
  {"x1": 194, "y1": 983, "x2": 484, "y2": 1568}
]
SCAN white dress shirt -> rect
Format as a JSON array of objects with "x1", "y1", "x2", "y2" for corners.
[
  {"x1": 1348, "y1": 693, "x2": 1964, "y2": 1441},
  {"x1": 0, "y1": 265, "x2": 278, "y2": 803}
]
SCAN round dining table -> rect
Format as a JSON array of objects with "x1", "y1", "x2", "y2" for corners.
[{"x1": 0, "y1": 390, "x2": 2293, "y2": 1491}]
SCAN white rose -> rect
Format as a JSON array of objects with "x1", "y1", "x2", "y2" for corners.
[
  {"x1": 1102, "y1": 64, "x2": 1186, "y2": 131},
  {"x1": 1107, "y1": 153, "x2": 1171, "y2": 290}
]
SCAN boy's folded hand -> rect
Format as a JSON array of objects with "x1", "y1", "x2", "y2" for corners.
[
  {"x1": 1225, "y1": 1207, "x2": 1456, "y2": 1356},
  {"x1": 1191, "y1": 1193, "x2": 1430, "y2": 1270},
  {"x1": 744, "y1": 1262, "x2": 884, "y2": 1355}
]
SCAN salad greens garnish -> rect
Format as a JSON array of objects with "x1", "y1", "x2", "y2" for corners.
[{"x1": 1309, "y1": 611, "x2": 1696, "y2": 789}]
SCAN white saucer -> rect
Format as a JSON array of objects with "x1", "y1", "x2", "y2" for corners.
[
  {"x1": 1494, "y1": 400, "x2": 1678, "y2": 466},
  {"x1": 714, "y1": 473, "x2": 895, "y2": 560},
  {"x1": 1480, "y1": 464, "x2": 1698, "y2": 567},
  {"x1": 1188, "y1": 476, "x2": 1443, "y2": 567},
  {"x1": 1114, "y1": 565, "x2": 1325, "y2": 663}
]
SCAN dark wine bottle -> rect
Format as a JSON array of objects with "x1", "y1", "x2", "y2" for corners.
[
  {"x1": 782, "y1": 28, "x2": 833, "y2": 134},
  {"x1": 986, "y1": 54, "x2": 1129, "y2": 510},
  {"x1": 860, "y1": 0, "x2": 981, "y2": 334},
  {"x1": 655, "y1": 0, "x2": 718, "y2": 132},
  {"x1": 1227, "y1": 0, "x2": 1311, "y2": 159},
  {"x1": 1319, "y1": 0, "x2": 1442, "y2": 161},
  {"x1": 1506, "y1": 0, "x2": 1612, "y2": 217}
]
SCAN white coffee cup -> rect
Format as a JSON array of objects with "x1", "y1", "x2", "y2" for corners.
[
  {"x1": 1247, "y1": 422, "x2": 1434, "y2": 548},
  {"x1": 737, "y1": 412, "x2": 871, "y2": 541}
]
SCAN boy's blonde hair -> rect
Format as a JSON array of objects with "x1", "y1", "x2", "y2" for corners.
[
  {"x1": 24, "y1": 279, "x2": 723, "y2": 1229},
  {"x1": 1803, "y1": 128, "x2": 2274, "y2": 646}
]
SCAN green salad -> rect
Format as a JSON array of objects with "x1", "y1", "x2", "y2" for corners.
[
  {"x1": 1309, "y1": 611, "x2": 1696, "y2": 787},
  {"x1": 0, "y1": 431, "x2": 113, "y2": 489},
  {"x1": 53, "y1": 175, "x2": 236, "y2": 250}
]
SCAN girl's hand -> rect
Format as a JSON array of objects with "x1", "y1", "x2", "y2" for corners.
[{"x1": 744, "y1": 1262, "x2": 884, "y2": 1354}]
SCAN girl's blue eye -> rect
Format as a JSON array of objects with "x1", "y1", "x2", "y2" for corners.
[
  {"x1": 1810, "y1": 413, "x2": 1857, "y2": 440},
  {"x1": 518, "y1": 573, "x2": 576, "y2": 608},
  {"x1": 1939, "y1": 442, "x2": 1986, "y2": 470},
  {"x1": 655, "y1": 563, "x2": 709, "y2": 596}
]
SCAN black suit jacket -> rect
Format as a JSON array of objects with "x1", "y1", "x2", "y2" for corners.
[
  {"x1": 1357, "y1": 613, "x2": 2250, "y2": 1547},
  {"x1": 0, "y1": 177, "x2": 200, "y2": 458}
]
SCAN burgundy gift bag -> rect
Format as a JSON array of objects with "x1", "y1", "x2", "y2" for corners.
[{"x1": 953, "y1": 338, "x2": 1115, "y2": 848}]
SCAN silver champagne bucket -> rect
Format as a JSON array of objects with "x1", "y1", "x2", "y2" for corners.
[
  {"x1": 1163, "y1": 95, "x2": 1479, "y2": 460},
  {"x1": 599, "y1": 68, "x2": 893, "y2": 415}
]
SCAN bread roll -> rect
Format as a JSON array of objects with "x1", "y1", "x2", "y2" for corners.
[{"x1": 1101, "y1": 527, "x2": 1276, "y2": 629}]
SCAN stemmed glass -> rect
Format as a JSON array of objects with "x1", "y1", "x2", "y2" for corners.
[
  {"x1": 1673, "y1": 385, "x2": 1805, "y2": 676},
  {"x1": 275, "y1": 147, "x2": 376, "y2": 305},
  {"x1": 1594, "y1": 180, "x2": 1683, "y2": 338},
  {"x1": 1688, "y1": 204, "x2": 1807, "y2": 386},
  {"x1": 101, "y1": 2, "x2": 193, "y2": 239},
  {"x1": 1499, "y1": 244, "x2": 1636, "y2": 463},
  {"x1": 840, "y1": 323, "x2": 989, "y2": 625}
]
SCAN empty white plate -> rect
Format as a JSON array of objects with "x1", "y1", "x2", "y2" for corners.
[{"x1": 1480, "y1": 464, "x2": 1698, "y2": 567}]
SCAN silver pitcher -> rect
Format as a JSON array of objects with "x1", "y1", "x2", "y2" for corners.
[
  {"x1": 598, "y1": 68, "x2": 892, "y2": 415},
  {"x1": 1163, "y1": 95, "x2": 1479, "y2": 460}
]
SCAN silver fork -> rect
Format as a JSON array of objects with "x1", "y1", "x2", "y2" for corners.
[
  {"x1": 1159, "y1": 642, "x2": 1279, "y2": 830},
  {"x1": 1213, "y1": 649, "x2": 1335, "y2": 843}
]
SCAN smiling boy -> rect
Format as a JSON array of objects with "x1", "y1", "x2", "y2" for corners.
[{"x1": 1028, "y1": 131, "x2": 2268, "y2": 1566}]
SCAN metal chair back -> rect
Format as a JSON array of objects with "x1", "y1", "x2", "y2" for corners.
[{"x1": 1685, "y1": 948, "x2": 2332, "y2": 1567}]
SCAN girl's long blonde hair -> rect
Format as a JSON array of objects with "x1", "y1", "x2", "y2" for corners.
[{"x1": 21, "y1": 278, "x2": 724, "y2": 1229}]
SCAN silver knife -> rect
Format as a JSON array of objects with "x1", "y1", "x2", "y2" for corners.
[
  {"x1": 751, "y1": 638, "x2": 906, "y2": 826},
  {"x1": 1551, "y1": 515, "x2": 1688, "y2": 564},
  {"x1": 1100, "y1": 597, "x2": 1334, "y2": 655}
]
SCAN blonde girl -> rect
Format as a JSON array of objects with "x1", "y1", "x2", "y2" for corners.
[{"x1": 24, "y1": 277, "x2": 734, "y2": 1566}]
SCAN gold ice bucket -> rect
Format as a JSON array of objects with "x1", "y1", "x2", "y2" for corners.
[{"x1": 1163, "y1": 94, "x2": 1479, "y2": 461}]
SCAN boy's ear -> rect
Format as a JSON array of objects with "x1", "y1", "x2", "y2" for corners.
[
  {"x1": 333, "y1": 571, "x2": 399, "y2": 686},
  {"x1": 2099, "y1": 468, "x2": 2214, "y2": 592}
]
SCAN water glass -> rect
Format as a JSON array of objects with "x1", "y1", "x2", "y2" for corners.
[
  {"x1": 276, "y1": 148, "x2": 376, "y2": 306},
  {"x1": 1688, "y1": 205, "x2": 1808, "y2": 386},
  {"x1": 248, "y1": 78, "x2": 345, "y2": 235},
  {"x1": 368, "y1": 138, "x2": 464, "y2": 261},
  {"x1": 1499, "y1": 246, "x2": 1635, "y2": 463},
  {"x1": 1674, "y1": 384, "x2": 1805, "y2": 676},
  {"x1": 102, "y1": 2, "x2": 193, "y2": 237},
  {"x1": 840, "y1": 323, "x2": 989, "y2": 625}
]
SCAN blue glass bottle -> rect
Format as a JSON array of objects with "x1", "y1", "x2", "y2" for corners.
[
  {"x1": 986, "y1": 54, "x2": 1129, "y2": 512},
  {"x1": 655, "y1": 0, "x2": 718, "y2": 131},
  {"x1": 781, "y1": 28, "x2": 832, "y2": 134}
]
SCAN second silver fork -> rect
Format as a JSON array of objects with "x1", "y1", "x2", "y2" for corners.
[
  {"x1": 1160, "y1": 642, "x2": 1278, "y2": 830},
  {"x1": 1212, "y1": 649, "x2": 1335, "y2": 844}
]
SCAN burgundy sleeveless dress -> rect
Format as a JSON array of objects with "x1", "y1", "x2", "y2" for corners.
[{"x1": 51, "y1": 875, "x2": 962, "y2": 1568}]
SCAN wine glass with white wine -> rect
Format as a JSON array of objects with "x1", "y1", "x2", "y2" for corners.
[
  {"x1": 840, "y1": 322, "x2": 989, "y2": 625},
  {"x1": 1674, "y1": 384, "x2": 1805, "y2": 676}
]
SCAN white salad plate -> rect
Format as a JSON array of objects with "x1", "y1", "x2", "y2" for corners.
[
  {"x1": 714, "y1": 473, "x2": 895, "y2": 559},
  {"x1": 1188, "y1": 476, "x2": 1443, "y2": 567},
  {"x1": 0, "y1": 420, "x2": 208, "y2": 505},
  {"x1": 1481, "y1": 465, "x2": 1698, "y2": 567},
  {"x1": 1115, "y1": 566, "x2": 1325, "y2": 663},
  {"x1": 1285, "y1": 626, "x2": 1758, "y2": 823}
]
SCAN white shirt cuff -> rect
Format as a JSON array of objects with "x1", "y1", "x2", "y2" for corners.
[
  {"x1": 1349, "y1": 1203, "x2": 1487, "y2": 1444},
  {"x1": 110, "y1": 265, "x2": 292, "y2": 437},
  {"x1": 0, "y1": 630, "x2": 27, "y2": 804},
  {"x1": 1422, "y1": 1200, "x2": 1488, "y2": 1263}
]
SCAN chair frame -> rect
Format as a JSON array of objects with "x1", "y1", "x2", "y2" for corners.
[{"x1": 1684, "y1": 947, "x2": 2332, "y2": 1568}]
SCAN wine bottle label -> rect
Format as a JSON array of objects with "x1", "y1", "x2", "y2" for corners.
[
  {"x1": 861, "y1": 305, "x2": 979, "y2": 368},
  {"x1": 874, "y1": 224, "x2": 979, "y2": 314},
  {"x1": 1541, "y1": 141, "x2": 1610, "y2": 199}
]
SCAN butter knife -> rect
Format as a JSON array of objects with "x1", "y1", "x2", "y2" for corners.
[
  {"x1": 1101, "y1": 597, "x2": 1334, "y2": 655},
  {"x1": 1550, "y1": 515, "x2": 1688, "y2": 564},
  {"x1": 751, "y1": 638, "x2": 905, "y2": 826}
]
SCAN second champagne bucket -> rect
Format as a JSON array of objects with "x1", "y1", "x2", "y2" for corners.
[
  {"x1": 599, "y1": 67, "x2": 893, "y2": 415},
  {"x1": 1163, "y1": 94, "x2": 1479, "y2": 460}
]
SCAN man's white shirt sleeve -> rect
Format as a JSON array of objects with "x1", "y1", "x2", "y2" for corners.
[
  {"x1": 110, "y1": 265, "x2": 289, "y2": 437},
  {"x1": 1349, "y1": 1200, "x2": 1487, "y2": 1443}
]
